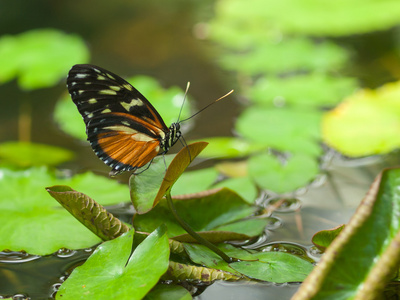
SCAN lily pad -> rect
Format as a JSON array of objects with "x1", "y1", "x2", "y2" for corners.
[
  {"x1": 56, "y1": 227, "x2": 170, "y2": 300},
  {"x1": 248, "y1": 152, "x2": 319, "y2": 194},
  {"x1": 0, "y1": 167, "x2": 128, "y2": 255},
  {"x1": 236, "y1": 106, "x2": 322, "y2": 157},
  {"x1": 249, "y1": 74, "x2": 358, "y2": 108},
  {"x1": 217, "y1": 37, "x2": 349, "y2": 75},
  {"x1": 0, "y1": 141, "x2": 74, "y2": 168},
  {"x1": 172, "y1": 167, "x2": 219, "y2": 196},
  {"x1": 193, "y1": 137, "x2": 264, "y2": 159},
  {"x1": 0, "y1": 29, "x2": 89, "y2": 90},
  {"x1": 312, "y1": 225, "x2": 346, "y2": 252},
  {"x1": 213, "y1": 176, "x2": 258, "y2": 204},
  {"x1": 144, "y1": 284, "x2": 191, "y2": 300},
  {"x1": 184, "y1": 243, "x2": 314, "y2": 283},
  {"x1": 133, "y1": 188, "x2": 265, "y2": 238},
  {"x1": 322, "y1": 81, "x2": 400, "y2": 156},
  {"x1": 211, "y1": 0, "x2": 400, "y2": 37}
]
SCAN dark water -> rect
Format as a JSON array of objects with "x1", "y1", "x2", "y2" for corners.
[{"x1": 0, "y1": 1, "x2": 398, "y2": 299}]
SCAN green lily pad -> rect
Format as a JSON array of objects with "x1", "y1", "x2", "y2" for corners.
[
  {"x1": 322, "y1": 81, "x2": 400, "y2": 156},
  {"x1": 236, "y1": 106, "x2": 322, "y2": 156},
  {"x1": 248, "y1": 152, "x2": 319, "y2": 194},
  {"x1": 312, "y1": 225, "x2": 346, "y2": 252},
  {"x1": 213, "y1": 176, "x2": 258, "y2": 204},
  {"x1": 249, "y1": 74, "x2": 358, "y2": 108},
  {"x1": 0, "y1": 167, "x2": 128, "y2": 255},
  {"x1": 54, "y1": 75, "x2": 190, "y2": 141},
  {"x1": 0, "y1": 141, "x2": 74, "y2": 168},
  {"x1": 192, "y1": 137, "x2": 264, "y2": 159},
  {"x1": 172, "y1": 167, "x2": 219, "y2": 196},
  {"x1": 217, "y1": 37, "x2": 349, "y2": 75},
  {"x1": 144, "y1": 284, "x2": 191, "y2": 300},
  {"x1": 211, "y1": 0, "x2": 400, "y2": 37},
  {"x1": 184, "y1": 243, "x2": 314, "y2": 283},
  {"x1": 133, "y1": 188, "x2": 263, "y2": 238},
  {"x1": 0, "y1": 29, "x2": 89, "y2": 90},
  {"x1": 293, "y1": 168, "x2": 400, "y2": 299},
  {"x1": 56, "y1": 227, "x2": 170, "y2": 300}
]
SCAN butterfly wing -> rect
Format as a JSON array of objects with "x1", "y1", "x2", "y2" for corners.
[{"x1": 67, "y1": 64, "x2": 169, "y2": 175}]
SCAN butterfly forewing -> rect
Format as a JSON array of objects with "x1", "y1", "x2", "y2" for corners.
[{"x1": 67, "y1": 64, "x2": 174, "y2": 175}]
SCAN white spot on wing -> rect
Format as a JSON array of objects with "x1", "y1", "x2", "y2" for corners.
[
  {"x1": 76, "y1": 74, "x2": 88, "y2": 79},
  {"x1": 121, "y1": 98, "x2": 143, "y2": 111},
  {"x1": 88, "y1": 99, "x2": 97, "y2": 104},
  {"x1": 101, "y1": 108, "x2": 112, "y2": 113},
  {"x1": 99, "y1": 90, "x2": 117, "y2": 95}
]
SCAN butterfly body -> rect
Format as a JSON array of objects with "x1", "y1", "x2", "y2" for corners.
[{"x1": 67, "y1": 64, "x2": 181, "y2": 176}]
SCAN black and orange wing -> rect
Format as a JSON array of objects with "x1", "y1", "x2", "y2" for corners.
[{"x1": 67, "y1": 64, "x2": 169, "y2": 175}]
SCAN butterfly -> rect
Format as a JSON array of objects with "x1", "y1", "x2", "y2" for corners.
[{"x1": 67, "y1": 64, "x2": 182, "y2": 176}]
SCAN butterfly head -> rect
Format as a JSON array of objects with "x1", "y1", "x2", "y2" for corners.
[{"x1": 162, "y1": 122, "x2": 181, "y2": 153}]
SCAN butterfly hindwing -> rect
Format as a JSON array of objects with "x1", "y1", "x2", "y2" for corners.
[{"x1": 67, "y1": 64, "x2": 172, "y2": 175}]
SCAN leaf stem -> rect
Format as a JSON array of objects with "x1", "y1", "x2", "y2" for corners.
[{"x1": 165, "y1": 189, "x2": 237, "y2": 263}]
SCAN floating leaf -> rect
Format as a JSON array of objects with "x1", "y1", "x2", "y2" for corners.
[
  {"x1": 248, "y1": 152, "x2": 319, "y2": 194},
  {"x1": 184, "y1": 243, "x2": 313, "y2": 283},
  {"x1": 56, "y1": 227, "x2": 170, "y2": 300},
  {"x1": 193, "y1": 137, "x2": 264, "y2": 159},
  {"x1": 0, "y1": 167, "x2": 128, "y2": 255},
  {"x1": 0, "y1": 29, "x2": 89, "y2": 90},
  {"x1": 130, "y1": 142, "x2": 208, "y2": 214},
  {"x1": 293, "y1": 168, "x2": 400, "y2": 299},
  {"x1": 249, "y1": 74, "x2": 358, "y2": 108},
  {"x1": 312, "y1": 225, "x2": 345, "y2": 252},
  {"x1": 213, "y1": 176, "x2": 258, "y2": 204},
  {"x1": 236, "y1": 106, "x2": 322, "y2": 156},
  {"x1": 0, "y1": 141, "x2": 74, "y2": 167},
  {"x1": 144, "y1": 284, "x2": 192, "y2": 300},
  {"x1": 218, "y1": 37, "x2": 348, "y2": 75},
  {"x1": 133, "y1": 188, "x2": 263, "y2": 238},
  {"x1": 211, "y1": 0, "x2": 400, "y2": 38},
  {"x1": 322, "y1": 81, "x2": 400, "y2": 156},
  {"x1": 172, "y1": 167, "x2": 219, "y2": 196}
]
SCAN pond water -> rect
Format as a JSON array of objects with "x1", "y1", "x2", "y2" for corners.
[{"x1": 0, "y1": 1, "x2": 398, "y2": 299}]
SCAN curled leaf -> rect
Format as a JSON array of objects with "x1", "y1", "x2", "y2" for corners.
[{"x1": 46, "y1": 185, "x2": 130, "y2": 241}]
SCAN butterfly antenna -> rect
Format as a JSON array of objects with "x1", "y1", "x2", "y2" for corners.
[
  {"x1": 177, "y1": 82, "x2": 191, "y2": 123},
  {"x1": 180, "y1": 89, "x2": 234, "y2": 123}
]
